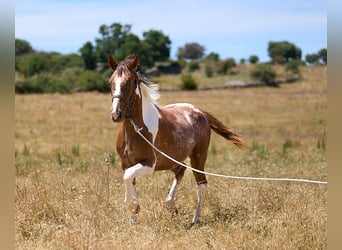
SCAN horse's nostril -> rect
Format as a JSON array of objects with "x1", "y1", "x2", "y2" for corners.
[
  {"x1": 112, "y1": 112, "x2": 119, "y2": 120},
  {"x1": 111, "y1": 110, "x2": 123, "y2": 122}
]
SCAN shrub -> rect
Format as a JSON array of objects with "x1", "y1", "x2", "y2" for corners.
[
  {"x1": 71, "y1": 144, "x2": 80, "y2": 157},
  {"x1": 75, "y1": 70, "x2": 109, "y2": 93},
  {"x1": 285, "y1": 60, "x2": 302, "y2": 76},
  {"x1": 281, "y1": 138, "x2": 293, "y2": 157},
  {"x1": 179, "y1": 73, "x2": 198, "y2": 90},
  {"x1": 15, "y1": 73, "x2": 71, "y2": 94},
  {"x1": 217, "y1": 58, "x2": 236, "y2": 74},
  {"x1": 251, "y1": 64, "x2": 277, "y2": 86},
  {"x1": 105, "y1": 153, "x2": 116, "y2": 165},
  {"x1": 188, "y1": 61, "x2": 200, "y2": 72},
  {"x1": 251, "y1": 141, "x2": 269, "y2": 160},
  {"x1": 16, "y1": 53, "x2": 49, "y2": 77},
  {"x1": 205, "y1": 64, "x2": 214, "y2": 77}
]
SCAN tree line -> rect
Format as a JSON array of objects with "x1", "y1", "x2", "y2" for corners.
[{"x1": 15, "y1": 22, "x2": 327, "y2": 93}]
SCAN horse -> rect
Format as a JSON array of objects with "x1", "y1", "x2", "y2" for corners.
[{"x1": 108, "y1": 54, "x2": 243, "y2": 224}]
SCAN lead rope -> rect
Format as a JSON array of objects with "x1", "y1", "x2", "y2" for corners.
[{"x1": 129, "y1": 118, "x2": 327, "y2": 185}]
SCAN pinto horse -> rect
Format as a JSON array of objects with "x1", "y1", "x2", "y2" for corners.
[{"x1": 108, "y1": 54, "x2": 243, "y2": 224}]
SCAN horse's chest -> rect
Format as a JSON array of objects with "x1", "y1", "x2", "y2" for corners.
[{"x1": 117, "y1": 133, "x2": 151, "y2": 164}]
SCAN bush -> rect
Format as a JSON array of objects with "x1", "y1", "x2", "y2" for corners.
[
  {"x1": 285, "y1": 60, "x2": 302, "y2": 76},
  {"x1": 205, "y1": 64, "x2": 214, "y2": 77},
  {"x1": 15, "y1": 73, "x2": 71, "y2": 94},
  {"x1": 16, "y1": 53, "x2": 49, "y2": 77},
  {"x1": 15, "y1": 69, "x2": 110, "y2": 94},
  {"x1": 188, "y1": 61, "x2": 200, "y2": 72},
  {"x1": 251, "y1": 64, "x2": 277, "y2": 86},
  {"x1": 75, "y1": 70, "x2": 109, "y2": 93},
  {"x1": 217, "y1": 58, "x2": 236, "y2": 74},
  {"x1": 179, "y1": 73, "x2": 198, "y2": 90},
  {"x1": 16, "y1": 52, "x2": 84, "y2": 77}
]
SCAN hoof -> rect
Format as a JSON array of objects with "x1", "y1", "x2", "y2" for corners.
[
  {"x1": 128, "y1": 202, "x2": 140, "y2": 214},
  {"x1": 165, "y1": 200, "x2": 178, "y2": 215},
  {"x1": 170, "y1": 207, "x2": 179, "y2": 216},
  {"x1": 191, "y1": 217, "x2": 201, "y2": 226},
  {"x1": 129, "y1": 214, "x2": 137, "y2": 224},
  {"x1": 134, "y1": 204, "x2": 140, "y2": 214}
]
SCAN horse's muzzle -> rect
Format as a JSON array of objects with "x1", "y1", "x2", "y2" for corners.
[{"x1": 111, "y1": 110, "x2": 124, "y2": 122}]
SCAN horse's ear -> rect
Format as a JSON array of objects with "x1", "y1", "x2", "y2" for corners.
[
  {"x1": 128, "y1": 54, "x2": 139, "y2": 71},
  {"x1": 108, "y1": 54, "x2": 117, "y2": 70}
]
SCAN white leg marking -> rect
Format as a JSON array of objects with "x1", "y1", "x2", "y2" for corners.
[
  {"x1": 123, "y1": 163, "x2": 153, "y2": 224},
  {"x1": 166, "y1": 179, "x2": 178, "y2": 202},
  {"x1": 192, "y1": 183, "x2": 207, "y2": 224},
  {"x1": 123, "y1": 163, "x2": 154, "y2": 203},
  {"x1": 165, "y1": 179, "x2": 178, "y2": 212}
]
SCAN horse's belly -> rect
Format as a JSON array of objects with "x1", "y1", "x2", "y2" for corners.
[{"x1": 154, "y1": 140, "x2": 193, "y2": 170}]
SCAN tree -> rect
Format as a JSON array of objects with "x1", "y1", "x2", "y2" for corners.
[
  {"x1": 115, "y1": 34, "x2": 142, "y2": 61},
  {"x1": 15, "y1": 38, "x2": 34, "y2": 56},
  {"x1": 305, "y1": 53, "x2": 319, "y2": 65},
  {"x1": 95, "y1": 23, "x2": 132, "y2": 63},
  {"x1": 93, "y1": 23, "x2": 172, "y2": 68},
  {"x1": 142, "y1": 29, "x2": 171, "y2": 62},
  {"x1": 177, "y1": 42, "x2": 205, "y2": 61},
  {"x1": 249, "y1": 55, "x2": 259, "y2": 64},
  {"x1": 268, "y1": 41, "x2": 302, "y2": 63},
  {"x1": 318, "y1": 48, "x2": 327, "y2": 65},
  {"x1": 79, "y1": 41, "x2": 96, "y2": 70},
  {"x1": 204, "y1": 52, "x2": 220, "y2": 62}
]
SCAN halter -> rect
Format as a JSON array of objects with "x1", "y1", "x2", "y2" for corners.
[{"x1": 111, "y1": 74, "x2": 140, "y2": 119}]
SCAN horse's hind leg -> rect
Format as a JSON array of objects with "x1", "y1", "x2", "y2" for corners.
[
  {"x1": 165, "y1": 165, "x2": 186, "y2": 214},
  {"x1": 190, "y1": 147, "x2": 208, "y2": 224}
]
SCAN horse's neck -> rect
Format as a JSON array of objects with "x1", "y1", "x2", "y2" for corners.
[{"x1": 128, "y1": 89, "x2": 160, "y2": 141}]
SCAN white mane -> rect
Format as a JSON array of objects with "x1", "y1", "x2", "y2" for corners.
[
  {"x1": 136, "y1": 73, "x2": 160, "y2": 142},
  {"x1": 137, "y1": 73, "x2": 160, "y2": 104}
]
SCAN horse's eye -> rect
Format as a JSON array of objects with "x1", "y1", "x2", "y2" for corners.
[{"x1": 122, "y1": 80, "x2": 131, "y2": 91}]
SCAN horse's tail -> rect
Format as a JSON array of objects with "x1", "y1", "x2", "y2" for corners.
[{"x1": 203, "y1": 110, "x2": 244, "y2": 148}]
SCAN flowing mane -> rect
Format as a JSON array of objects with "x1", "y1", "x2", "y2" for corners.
[{"x1": 137, "y1": 72, "x2": 160, "y2": 104}]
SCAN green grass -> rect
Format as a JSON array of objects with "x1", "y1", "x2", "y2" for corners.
[{"x1": 15, "y1": 66, "x2": 327, "y2": 249}]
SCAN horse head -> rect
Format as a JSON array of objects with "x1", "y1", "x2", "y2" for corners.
[{"x1": 108, "y1": 54, "x2": 140, "y2": 122}]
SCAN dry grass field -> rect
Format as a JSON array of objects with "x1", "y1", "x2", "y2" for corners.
[{"x1": 15, "y1": 66, "x2": 327, "y2": 249}]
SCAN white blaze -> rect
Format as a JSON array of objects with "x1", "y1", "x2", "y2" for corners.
[{"x1": 111, "y1": 77, "x2": 122, "y2": 115}]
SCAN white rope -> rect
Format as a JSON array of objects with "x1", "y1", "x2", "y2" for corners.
[{"x1": 129, "y1": 119, "x2": 327, "y2": 185}]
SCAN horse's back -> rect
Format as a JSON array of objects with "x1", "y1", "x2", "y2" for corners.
[{"x1": 161, "y1": 103, "x2": 210, "y2": 133}]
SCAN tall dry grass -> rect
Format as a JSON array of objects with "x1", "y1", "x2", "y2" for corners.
[{"x1": 15, "y1": 66, "x2": 327, "y2": 249}]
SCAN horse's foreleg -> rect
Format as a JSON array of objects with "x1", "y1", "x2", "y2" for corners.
[{"x1": 123, "y1": 163, "x2": 153, "y2": 224}]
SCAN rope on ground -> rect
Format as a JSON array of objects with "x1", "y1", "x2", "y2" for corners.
[{"x1": 129, "y1": 119, "x2": 327, "y2": 185}]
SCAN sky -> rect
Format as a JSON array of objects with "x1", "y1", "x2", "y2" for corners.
[{"x1": 15, "y1": 0, "x2": 327, "y2": 62}]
